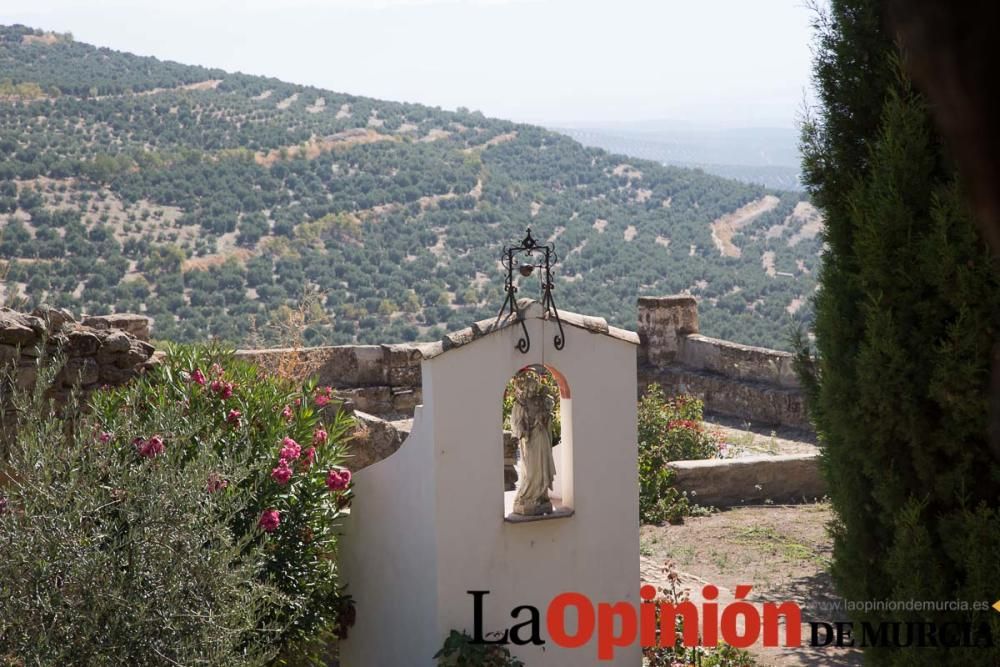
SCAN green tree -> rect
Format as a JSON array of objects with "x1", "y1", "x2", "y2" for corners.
[{"x1": 798, "y1": 2, "x2": 1000, "y2": 664}]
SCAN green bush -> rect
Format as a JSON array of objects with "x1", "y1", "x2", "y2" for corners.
[
  {"x1": 0, "y1": 357, "x2": 282, "y2": 665},
  {"x1": 90, "y1": 345, "x2": 357, "y2": 660},
  {"x1": 637, "y1": 385, "x2": 719, "y2": 524},
  {"x1": 0, "y1": 345, "x2": 357, "y2": 664},
  {"x1": 434, "y1": 630, "x2": 524, "y2": 667}
]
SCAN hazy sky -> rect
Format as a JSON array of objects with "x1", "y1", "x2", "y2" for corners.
[{"x1": 2, "y1": 0, "x2": 817, "y2": 128}]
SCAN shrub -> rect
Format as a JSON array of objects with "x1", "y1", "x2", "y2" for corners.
[
  {"x1": 434, "y1": 630, "x2": 524, "y2": 667},
  {"x1": 89, "y1": 345, "x2": 357, "y2": 661},
  {"x1": 0, "y1": 344, "x2": 357, "y2": 664},
  {"x1": 799, "y1": 2, "x2": 1000, "y2": 663},
  {"x1": 0, "y1": 357, "x2": 282, "y2": 665},
  {"x1": 638, "y1": 385, "x2": 719, "y2": 524}
]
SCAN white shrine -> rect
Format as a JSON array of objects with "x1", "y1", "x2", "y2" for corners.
[{"x1": 339, "y1": 295, "x2": 641, "y2": 665}]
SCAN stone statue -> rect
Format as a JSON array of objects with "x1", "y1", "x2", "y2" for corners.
[{"x1": 510, "y1": 371, "x2": 556, "y2": 515}]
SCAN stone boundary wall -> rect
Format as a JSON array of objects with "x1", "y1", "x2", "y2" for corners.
[
  {"x1": 637, "y1": 296, "x2": 810, "y2": 429},
  {"x1": 235, "y1": 296, "x2": 811, "y2": 430},
  {"x1": 234, "y1": 343, "x2": 435, "y2": 419},
  {"x1": 1, "y1": 308, "x2": 157, "y2": 430}
]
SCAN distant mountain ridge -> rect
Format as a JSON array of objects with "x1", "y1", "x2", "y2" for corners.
[
  {"x1": 555, "y1": 124, "x2": 803, "y2": 191},
  {"x1": 0, "y1": 24, "x2": 820, "y2": 350}
]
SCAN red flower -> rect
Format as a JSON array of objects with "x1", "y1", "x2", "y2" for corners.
[
  {"x1": 271, "y1": 460, "x2": 293, "y2": 485},
  {"x1": 279, "y1": 437, "x2": 301, "y2": 461},
  {"x1": 190, "y1": 369, "x2": 206, "y2": 386},
  {"x1": 136, "y1": 435, "x2": 165, "y2": 458},
  {"x1": 98, "y1": 431, "x2": 112, "y2": 443},
  {"x1": 326, "y1": 467, "x2": 352, "y2": 491},
  {"x1": 226, "y1": 409, "x2": 242, "y2": 426},
  {"x1": 259, "y1": 509, "x2": 281, "y2": 533}
]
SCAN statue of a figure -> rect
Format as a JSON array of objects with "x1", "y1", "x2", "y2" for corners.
[{"x1": 510, "y1": 371, "x2": 556, "y2": 515}]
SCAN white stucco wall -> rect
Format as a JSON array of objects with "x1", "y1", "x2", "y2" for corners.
[{"x1": 340, "y1": 306, "x2": 640, "y2": 666}]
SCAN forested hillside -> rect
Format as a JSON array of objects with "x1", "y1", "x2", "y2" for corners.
[{"x1": 0, "y1": 25, "x2": 820, "y2": 349}]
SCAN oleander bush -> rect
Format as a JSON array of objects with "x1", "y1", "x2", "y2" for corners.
[
  {"x1": 0, "y1": 345, "x2": 356, "y2": 664},
  {"x1": 638, "y1": 385, "x2": 719, "y2": 524}
]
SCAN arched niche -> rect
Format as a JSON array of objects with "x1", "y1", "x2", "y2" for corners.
[{"x1": 502, "y1": 364, "x2": 574, "y2": 522}]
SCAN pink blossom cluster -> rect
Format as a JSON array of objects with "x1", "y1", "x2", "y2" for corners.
[
  {"x1": 98, "y1": 431, "x2": 112, "y2": 444},
  {"x1": 134, "y1": 435, "x2": 165, "y2": 458},
  {"x1": 271, "y1": 459, "x2": 293, "y2": 485},
  {"x1": 314, "y1": 386, "x2": 334, "y2": 408},
  {"x1": 326, "y1": 467, "x2": 351, "y2": 492},
  {"x1": 190, "y1": 368, "x2": 206, "y2": 386},
  {"x1": 226, "y1": 409, "x2": 242, "y2": 426},
  {"x1": 259, "y1": 508, "x2": 280, "y2": 533},
  {"x1": 279, "y1": 436, "x2": 301, "y2": 461},
  {"x1": 209, "y1": 379, "x2": 234, "y2": 400}
]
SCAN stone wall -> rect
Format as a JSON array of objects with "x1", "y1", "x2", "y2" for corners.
[
  {"x1": 235, "y1": 343, "x2": 432, "y2": 419},
  {"x1": 637, "y1": 296, "x2": 810, "y2": 429},
  {"x1": 1, "y1": 307, "x2": 157, "y2": 425}
]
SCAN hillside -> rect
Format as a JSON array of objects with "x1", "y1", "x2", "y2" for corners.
[{"x1": 0, "y1": 25, "x2": 821, "y2": 350}]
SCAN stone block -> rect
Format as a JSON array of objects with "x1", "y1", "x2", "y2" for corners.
[
  {"x1": 636, "y1": 296, "x2": 699, "y2": 367},
  {"x1": 60, "y1": 357, "x2": 99, "y2": 387},
  {"x1": 65, "y1": 329, "x2": 102, "y2": 356},
  {"x1": 667, "y1": 454, "x2": 826, "y2": 507},
  {"x1": 82, "y1": 314, "x2": 151, "y2": 341},
  {"x1": 0, "y1": 310, "x2": 44, "y2": 347}
]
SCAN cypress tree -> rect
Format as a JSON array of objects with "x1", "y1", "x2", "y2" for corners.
[{"x1": 799, "y1": 1, "x2": 1000, "y2": 664}]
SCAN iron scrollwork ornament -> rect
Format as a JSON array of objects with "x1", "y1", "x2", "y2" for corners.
[{"x1": 494, "y1": 227, "x2": 566, "y2": 354}]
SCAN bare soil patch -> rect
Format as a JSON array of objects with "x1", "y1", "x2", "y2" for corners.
[
  {"x1": 710, "y1": 195, "x2": 781, "y2": 258},
  {"x1": 255, "y1": 129, "x2": 396, "y2": 165},
  {"x1": 641, "y1": 505, "x2": 862, "y2": 666}
]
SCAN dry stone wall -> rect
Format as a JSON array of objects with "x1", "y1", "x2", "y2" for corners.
[
  {"x1": 1, "y1": 307, "x2": 157, "y2": 434},
  {"x1": 2, "y1": 295, "x2": 811, "y2": 473},
  {"x1": 637, "y1": 296, "x2": 809, "y2": 429}
]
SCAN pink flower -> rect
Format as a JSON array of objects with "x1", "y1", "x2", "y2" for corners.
[
  {"x1": 190, "y1": 369, "x2": 206, "y2": 386},
  {"x1": 210, "y1": 379, "x2": 223, "y2": 393},
  {"x1": 314, "y1": 394, "x2": 331, "y2": 408},
  {"x1": 303, "y1": 447, "x2": 317, "y2": 469},
  {"x1": 271, "y1": 460, "x2": 293, "y2": 485},
  {"x1": 294, "y1": 397, "x2": 302, "y2": 407},
  {"x1": 326, "y1": 467, "x2": 351, "y2": 491},
  {"x1": 259, "y1": 509, "x2": 281, "y2": 533},
  {"x1": 98, "y1": 431, "x2": 112, "y2": 443},
  {"x1": 279, "y1": 437, "x2": 301, "y2": 461},
  {"x1": 312, "y1": 429, "x2": 328, "y2": 446},
  {"x1": 210, "y1": 362, "x2": 224, "y2": 378},
  {"x1": 220, "y1": 382, "x2": 234, "y2": 400},
  {"x1": 137, "y1": 435, "x2": 165, "y2": 458},
  {"x1": 206, "y1": 473, "x2": 228, "y2": 494},
  {"x1": 226, "y1": 409, "x2": 242, "y2": 426},
  {"x1": 281, "y1": 405, "x2": 294, "y2": 422}
]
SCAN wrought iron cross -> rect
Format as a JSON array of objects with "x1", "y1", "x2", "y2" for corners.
[{"x1": 494, "y1": 227, "x2": 566, "y2": 354}]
